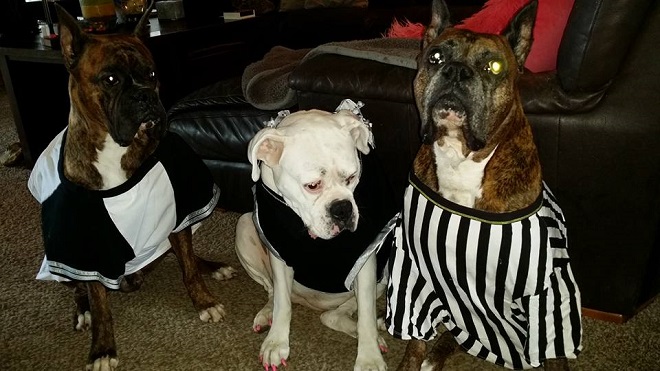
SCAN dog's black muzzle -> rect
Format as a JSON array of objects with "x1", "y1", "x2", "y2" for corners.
[
  {"x1": 110, "y1": 88, "x2": 167, "y2": 147},
  {"x1": 420, "y1": 62, "x2": 486, "y2": 151}
]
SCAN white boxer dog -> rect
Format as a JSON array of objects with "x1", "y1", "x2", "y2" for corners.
[{"x1": 235, "y1": 101, "x2": 397, "y2": 371}]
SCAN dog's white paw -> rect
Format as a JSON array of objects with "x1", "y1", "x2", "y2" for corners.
[
  {"x1": 260, "y1": 334, "x2": 290, "y2": 370},
  {"x1": 212, "y1": 266, "x2": 238, "y2": 281},
  {"x1": 86, "y1": 355, "x2": 119, "y2": 371},
  {"x1": 75, "y1": 310, "x2": 92, "y2": 331},
  {"x1": 252, "y1": 305, "x2": 273, "y2": 333},
  {"x1": 199, "y1": 303, "x2": 226, "y2": 322},
  {"x1": 354, "y1": 350, "x2": 387, "y2": 371}
]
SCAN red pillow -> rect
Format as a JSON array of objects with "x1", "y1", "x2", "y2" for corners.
[
  {"x1": 456, "y1": 0, "x2": 574, "y2": 72},
  {"x1": 385, "y1": 0, "x2": 574, "y2": 73}
]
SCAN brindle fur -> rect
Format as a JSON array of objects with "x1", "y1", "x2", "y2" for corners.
[
  {"x1": 53, "y1": 3, "x2": 234, "y2": 369},
  {"x1": 402, "y1": 0, "x2": 568, "y2": 370}
]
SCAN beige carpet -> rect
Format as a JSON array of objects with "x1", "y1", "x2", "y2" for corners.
[{"x1": 0, "y1": 85, "x2": 659, "y2": 371}]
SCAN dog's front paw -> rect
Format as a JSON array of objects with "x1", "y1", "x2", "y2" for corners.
[
  {"x1": 354, "y1": 350, "x2": 387, "y2": 371},
  {"x1": 86, "y1": 355, "x2": 119, "y2": 371},
  {"x1": 199, "y1": 303, "x2": 226, "y2": 322},
  {"x1": 260, "y1": 335, "x2": 290, "y2": 371},
  {"x1": 75, "y1": 310, "x2": 92, "y2": 331},
  {"x1": 212, "y1": 266, "x2": 238, "y2": 281}
]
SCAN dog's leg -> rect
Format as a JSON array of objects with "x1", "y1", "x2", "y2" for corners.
[
  {"x1": 420, "y1": 331, "x2": 459, "y2": 371},
  {"x1": 119, "y1": 270, "x2": 144, "y2": 293},
  {"x1": 235, "y1": 213, "x2": 275, "y2": 333},
  {"x1": 71, "y1": 282, "x2": 92, "y2": 331},
  {"x1": 169, "y1": 227, "x2": 226, "y2": 322},
  {"x1": 86, "y1": 281, "x2": 118, "y2": 371},
  {"x1": 260, "y1": 255, "x2": 294, "y2": 370},
  {"x1": 397, "y1": 340, "x2": 427, "y2": 371},
  {"x1": 320, "y1": 297, "x2": 358, "y2": 336},
  {"x1": 353, "y1": 253, "x2": 387, "y2": 371}
]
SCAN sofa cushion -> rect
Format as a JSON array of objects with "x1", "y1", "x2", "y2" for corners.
[
  {"x1": 456, "y1": 0, "x2": 574, "y2": 73},
  {"x1": 557, "y1": 0, "x2": 654, "y2": 92}
]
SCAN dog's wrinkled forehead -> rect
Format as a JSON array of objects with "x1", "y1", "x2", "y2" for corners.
[
  {"x1": 423, "y1": 28, "x2": 516, "y2": 73},
  {"x1": 76, "y1": 37, "x2": 156, "y2": 80}
]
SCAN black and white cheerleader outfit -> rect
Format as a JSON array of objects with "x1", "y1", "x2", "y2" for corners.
[
  {"x1": 28, "y1": 129, "x2": 220, "y2": 290},
  {"x1": 386, "y1": 173, "x2": 582, "y2": 369}
]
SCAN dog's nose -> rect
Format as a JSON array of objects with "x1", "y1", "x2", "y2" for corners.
[
  {"x1": 329, "y1": 200, "x2": 353, "y2": 223},
  {"x1": 134, "y1": 89, "x2": 157, "y2": 104},
  {"x1": 442, "y1": 62, "x2": 473, "y2": 82}
]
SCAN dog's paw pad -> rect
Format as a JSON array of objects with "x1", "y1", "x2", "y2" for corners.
[
  {"x1": 86, "y1": 355, "x2": 119, "y2": 371},
  {"x1": 75, "y1": 311, "x2": 92, "y2": 331},
  {"x1": 212, "y1": 266, "x2": 238, "y2": 281},
  {"x1": 199, "y1": 303, "x2": 226, "y2": 323}
]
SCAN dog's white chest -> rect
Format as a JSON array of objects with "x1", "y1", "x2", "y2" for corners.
[
  {"x1": 433, "y1": 139, "x2": 495, "y2": 207},
  {"x1": 94, "y1": 134, "x2": 129, "y2": 189}
]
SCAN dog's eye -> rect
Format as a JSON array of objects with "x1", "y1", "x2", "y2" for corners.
[
  {"x1": 345, "y1": 174, "x2": 356, "y2": 185},
  {"x1": 104, "y1": 74, "x2": 119, "y2": 86},
  {"x1": 149, "y1": 71, "x2": 157, "y2": 80},
  {"x1": 485, "y1": 60, "x2": 504, "y2": 75},
  {"x1": 429, "y1": 51, "x2": 444, "y2": 65},
  {"x1": 304, "y1": 181, "x2": 322, "y2": 192}
]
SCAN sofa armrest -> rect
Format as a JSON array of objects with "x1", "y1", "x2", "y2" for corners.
[{"x1": 519, "y1": 71, "x2": 606, "y2": 114}]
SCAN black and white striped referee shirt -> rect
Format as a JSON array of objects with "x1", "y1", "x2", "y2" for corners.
[{"x1": 386, "y1": 173, "x2": 582, "y2": 369}]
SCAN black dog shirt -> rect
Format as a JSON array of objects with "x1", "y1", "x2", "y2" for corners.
[
  {"x1": 253, "y1": 153, "x2": 398, "y2": 293},
  {"x1": 28, "y1": 129, "x2": 219, "y2": 290}
]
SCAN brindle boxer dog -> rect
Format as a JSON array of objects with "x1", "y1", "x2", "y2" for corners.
[
  {"x1": 385, "y1": 0, "x2": 582, "y2": 370},
  {"x1": 27, "y1": 4, "x2": 236, "y2": 370}
]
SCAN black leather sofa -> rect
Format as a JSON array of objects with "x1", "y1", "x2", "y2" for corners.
[{"x1": 168, "y1": 0, "x2": 660, "y2": 321}]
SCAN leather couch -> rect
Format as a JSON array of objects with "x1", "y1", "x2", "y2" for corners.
[{"x1": 168, "y1": 0, "x2": 660, "y2": 321}]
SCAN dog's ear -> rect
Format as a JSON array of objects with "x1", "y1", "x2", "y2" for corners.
[
  {"x1": 55, "y1": 3, "x2": 89, "y2": 70},
  {"x1": 424, "y1": 0, "x2": 452, "y2": 48},
  {"x1": 502, "y1": 0, "x2": 537, "y2": 70},
  {"x1": 335, "y1": 110, "x2": 371, "y2": 155},
  {"x1": 133, "y1": 0, "x2": 156, "y2": 41},
  {"x1": 248, "y1": 128, "x2": 286, "y2": 181}
]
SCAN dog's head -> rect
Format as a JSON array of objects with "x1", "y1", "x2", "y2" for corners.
[
  {"x1": 55, "y1": 2, "x2": 167, "y2": 148},
  {"x1": 414, "y1": 0, "x2": 537, "y2": 153},
  {"x1": 248, "y1": 109, "x2": 371, "y2": 240}
]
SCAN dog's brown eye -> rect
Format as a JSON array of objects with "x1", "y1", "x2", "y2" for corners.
[
  {"x1": 429, "y1": 51, "x2": 444, "y2": 65},
  {"x1": 485, "y1": 60, "x2": 504, "y2": 75},
  {"x1": 104, "y1": 75, "x2": 119, "y2": 86},
  {"x1": 345, "y1": 174, "x2": 356, "y2": 185},
  {"x1": 305, "y1": 181, "x2": 322, "y2": 192}
]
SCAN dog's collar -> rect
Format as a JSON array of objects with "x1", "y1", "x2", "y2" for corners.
[
  {"x1": 408, "y1": 172, "x2": 544, "y2": 224},
  {"x1": 257, "y1": 180, "x2": 288, "y2": 207}
]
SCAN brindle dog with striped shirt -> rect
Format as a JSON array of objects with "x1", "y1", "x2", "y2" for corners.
[{"x1": 385, "y1": 0, "x2": 582, "y2": 370}]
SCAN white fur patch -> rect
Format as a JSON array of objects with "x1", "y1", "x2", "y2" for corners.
[
  {"x1": 434, "y1": 138, "x2": 496, "y2": 208},
  {"x1": 94, "y1": 134, "x2": 128, "y2": 190}
]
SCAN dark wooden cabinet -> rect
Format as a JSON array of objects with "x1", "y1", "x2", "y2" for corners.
[{"x1": 0, "y1": 16, "x2": 268, "y2": 166}]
